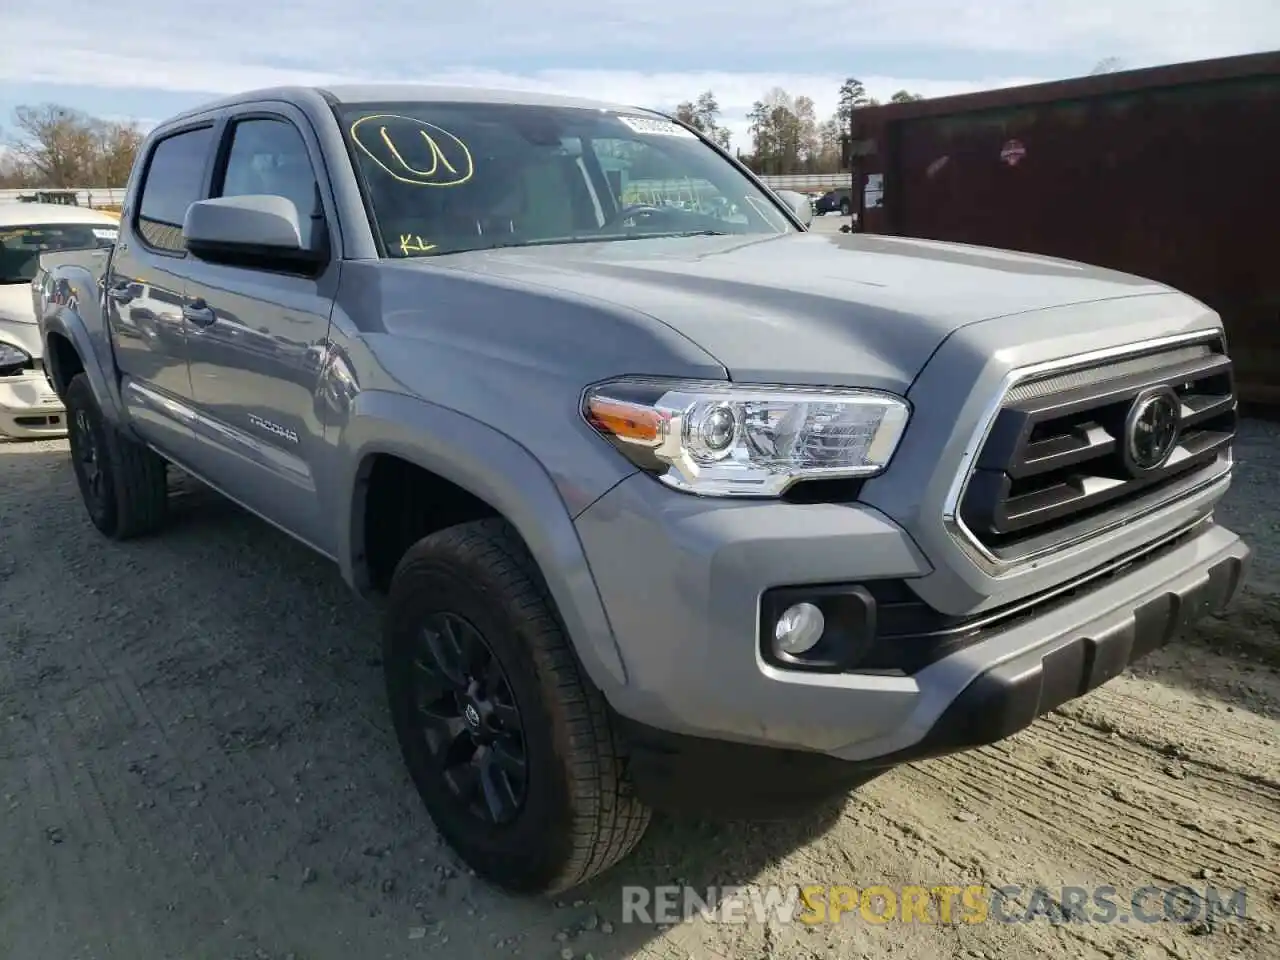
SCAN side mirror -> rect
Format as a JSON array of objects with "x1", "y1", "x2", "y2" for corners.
[
  {"x1": 775, "y1": 189, "x2": 814, "y2": 227},
  {"x1": 183, "y1": 195, "x2": 324, "y2": 266}
]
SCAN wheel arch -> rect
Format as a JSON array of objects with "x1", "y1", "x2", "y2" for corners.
[
  {"x1": 41, "y1": 302, "x2": 129, "y2": 428},
  {"x1": 337, "y1": 390, "x2": 630, "y2": 694}
]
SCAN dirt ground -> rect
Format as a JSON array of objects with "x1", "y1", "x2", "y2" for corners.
[{"x1": 1, "y1": 420, "x2": 1277, "y2": 960}]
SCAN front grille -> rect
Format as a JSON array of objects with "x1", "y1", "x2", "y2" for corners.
[{"x1": 958, "y1": 335, "x2": 1235, "y2": 562}]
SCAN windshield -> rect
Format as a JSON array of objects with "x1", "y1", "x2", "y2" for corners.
[
  {"x1": 0, "y1": 221, "x2": 118, "y2": 284},
  {"x1": 337, "y1": 101, "x2": 795, "y2": 257}
]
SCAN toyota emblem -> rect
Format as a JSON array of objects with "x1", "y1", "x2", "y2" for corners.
[{"x1": 1123, "y1": 386, "x2": 1181, "y2": 474}]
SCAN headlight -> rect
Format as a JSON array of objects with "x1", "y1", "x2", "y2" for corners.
[
  {"x1": 583, "y1": 377, "x2": 910, "y2": 497},
  {"x1": 0, "y1": 342, "x2": 31, "y2": 372}
]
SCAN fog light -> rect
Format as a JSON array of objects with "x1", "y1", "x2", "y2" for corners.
[{"x1": 773, "y1": 602, "x2": 825, "y2": 656}]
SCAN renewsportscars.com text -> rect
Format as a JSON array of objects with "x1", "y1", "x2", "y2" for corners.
[{"x1": 621, "y1": 883, "x2": 1250, "y2": 926}]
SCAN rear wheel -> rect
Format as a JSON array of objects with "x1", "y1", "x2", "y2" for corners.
[
  {"x1": 839, "y1": 198, "x2": 851, "y2": 216},
  {"x1": 64, "y1": 373, "x2": 167, "y2": 539},
  {"x1": 384, "y1": 518, "x2": 651, "y2": 894}
]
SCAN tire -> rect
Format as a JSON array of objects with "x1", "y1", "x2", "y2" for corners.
[
  {"x1": 383, "y1": 518, "x2": 651, "y2": 894},
  {"x1": 64, "y1": 373, "x2": 168, "y2": 539},
  {"x1": 839, "y1": 199, "x2": 851, "y2": 216}
]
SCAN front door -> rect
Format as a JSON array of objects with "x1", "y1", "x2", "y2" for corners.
[
  {"x1": 105, "y1": 122, "x2": 217, "y2": 455},
  {"x1": 180, "y1": 108, "x2": 340, "y2": 556}
]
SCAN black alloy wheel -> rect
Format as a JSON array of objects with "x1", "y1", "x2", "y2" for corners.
[
  {"x1": 69, "y1": 405, "x2": 107, "y2": 523},
  {"x1": 411, "y1": 611, "x2": 528, "y2": 825}
]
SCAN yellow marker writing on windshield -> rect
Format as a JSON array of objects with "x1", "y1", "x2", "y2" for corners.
[
  {"x1": 381, "y1": 127, "x2": 458, "y2": 179},
  {"x1": 351, "y1": 114, "x2": 474, "y2": 188},
  {"x1": 399, "y1": 234, "x2": 436, "y2": 256}
]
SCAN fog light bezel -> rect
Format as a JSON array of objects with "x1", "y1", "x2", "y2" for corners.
[{"x1": 760, "y1": 583, "x2": 878, "y2": 672}]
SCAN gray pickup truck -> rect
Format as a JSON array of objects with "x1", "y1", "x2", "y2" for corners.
[{"x1": 34, "y1": 84, "x2": 1250, "y2": 895}]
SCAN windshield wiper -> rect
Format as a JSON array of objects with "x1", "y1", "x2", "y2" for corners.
[
  {"x1": 645, "y1": 230, "x2": 731, "y2": 238},
  {"x1": 597, "y1": 229, "x2": 732, "y2": 242},
  {"x1": 399, "y1": 231, "x2": 735, "y2": 257}
]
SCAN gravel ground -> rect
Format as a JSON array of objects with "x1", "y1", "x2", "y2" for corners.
[{"x1": 1, "y1": 420, "x2": 1277, "y2": 960}]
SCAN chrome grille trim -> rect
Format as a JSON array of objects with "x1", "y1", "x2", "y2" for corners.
[{"x1": 943, "y1": 328, "x2": 1234, "y2": 573}]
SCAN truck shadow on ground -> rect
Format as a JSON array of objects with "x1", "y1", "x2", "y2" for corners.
[
  {"x1": 0, "y1": 443, "x2": 849, "y2": 959},
  {"x1": 156, "y1": 467, "x2": 854, "y2": 951}
]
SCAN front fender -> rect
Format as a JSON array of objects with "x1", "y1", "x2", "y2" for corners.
[
  {"x1": 39, "y1": 272, "x2": 129, "y2": 429},
  {"x1": 337, "y1": 389, "x2": 630, "y2": 694}
]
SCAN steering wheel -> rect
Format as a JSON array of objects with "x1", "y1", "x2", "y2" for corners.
[{"x1": 600, "y1": 203, "x2": 671, "y2": 230}]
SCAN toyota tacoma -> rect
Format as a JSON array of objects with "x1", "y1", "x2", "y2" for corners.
[{"x1": 33, "y1": 85, "x2": 1250, "y2": 895}]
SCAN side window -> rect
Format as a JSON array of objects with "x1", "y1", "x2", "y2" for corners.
[
  {"x1": 136, "y1": 126, "x2": 215, "y2": 253},
  {"x1": 217, "y1": 118, "x2": 321, "y2": 249}
]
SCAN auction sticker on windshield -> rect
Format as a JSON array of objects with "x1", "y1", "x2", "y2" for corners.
[
  {"x1": 92, "y1": 227, "x2": 118, "y2": 241},
  {"x1": 616, "y1": 115, "x2": 697, "y2": 138}
]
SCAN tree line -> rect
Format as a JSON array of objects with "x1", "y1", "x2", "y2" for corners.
[
  {"x1": 2, "y1": 78, "x2": 919, "y2": 189},
  {"x1": 676, "y1": 78, "x2": 924, "y2": 176},
  {"x1": 0, "y1": 104, "x2": 143, "y2": 188}
]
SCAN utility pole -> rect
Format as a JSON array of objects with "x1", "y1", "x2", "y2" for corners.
[{"x1": 838, "y1": 127, "x2": 857, "y2": 234}]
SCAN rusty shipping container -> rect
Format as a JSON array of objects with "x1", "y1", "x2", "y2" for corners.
[{"x1": 850, "y1": 51, "x2": 1280, "y2": 406}]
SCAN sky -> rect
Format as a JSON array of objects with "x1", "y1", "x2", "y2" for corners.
[{"x1": 2, "y1": 0, "x2": 1278, "y2": 156}]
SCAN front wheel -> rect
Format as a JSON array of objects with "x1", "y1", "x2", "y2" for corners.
[
  {"x1": 839, "y1": 199, "x2": 851, "y2": 216},
  {"x1": 384, "y1": 518, "x2": 651, "y2": 894}
]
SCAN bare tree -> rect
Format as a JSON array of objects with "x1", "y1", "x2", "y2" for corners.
[
  {"x1": 6, "y1": 104, "x2": 96, "y2": 186},
  {"x1": 815, "y1": 117, "x2": 842, "y2": 171},
  {"x1": 673, "y1": 91, "x2": 731, "y2": 149},
  {"x1": 0, "y1": 150, "x2": 36, "y2": 188},
  {"x1": 792, "y1": 96, "x2": 819, "y2": 170},
  {"x1": 91, "y1": 122, "x2": 143, "y2": 185},
  {"x1": 687, "y1": 79, "x2": 926, "y2": 175},
  {"x1": 2, "y1": 103, "x2": 144, "y2": 187}
]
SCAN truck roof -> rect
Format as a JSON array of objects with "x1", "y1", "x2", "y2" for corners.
[{"x1": 162, "y1": 84, "x2": 661, "y2": 128}]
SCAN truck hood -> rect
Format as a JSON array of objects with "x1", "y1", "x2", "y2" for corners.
[{"x1": 422, "y1": 231, "x2": 1176, "y2": 392}]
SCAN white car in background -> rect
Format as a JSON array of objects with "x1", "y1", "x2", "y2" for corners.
[{"x1": 0, "y1": 202, "x2": 119, "y2": 439}]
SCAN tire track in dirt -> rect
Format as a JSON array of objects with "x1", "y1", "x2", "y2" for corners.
[
  {"x1": 22, "y1": 711, "x2": 138, "y2": 958},
  {"x1": 916, "y1": 737, "x2": 1280, "y2": 890},
  {"x1": 1060, "y1": 678, "x2": 1280, "y2": 785},
  {"x1": 34, "y1": 501, "x2": 278, "y2": 948},
  {"x1": 79, "y1": 631, "x2": 266, "y2": 950}
]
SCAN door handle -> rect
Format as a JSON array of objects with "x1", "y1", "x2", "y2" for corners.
[{"x1": 182, "y1": 300, "x2": 217, "y2": 327}]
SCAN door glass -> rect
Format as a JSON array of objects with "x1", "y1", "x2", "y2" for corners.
[
  {"x1": 136, "y1": 126, "x2": 215, "y2": 252},
  {"x1": 217, "y1": 119, "x2": 321, "y2": 249}
]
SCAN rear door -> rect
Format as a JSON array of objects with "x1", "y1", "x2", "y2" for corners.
[
  {"x1": 179, "y1": 104, "x2": 341, "y2": 555},
  {"x1": 105, "y1": 121, "x2": 218, "y2": 455}
]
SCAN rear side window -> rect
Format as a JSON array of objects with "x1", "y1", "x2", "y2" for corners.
[{"x1": 136, "y1": 126, "x2": 214, "y2": 252}]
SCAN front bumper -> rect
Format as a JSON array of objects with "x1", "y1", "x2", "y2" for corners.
[
  {"x1": 862, "y1": 525, "x2": 1247, "y2": 763},
  {"x1": 0, "y1": 368, "x2": 67, "y2": 439},
  {"x1": 575, "y1": 472, "x2": 1249, "y2": 768}
]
